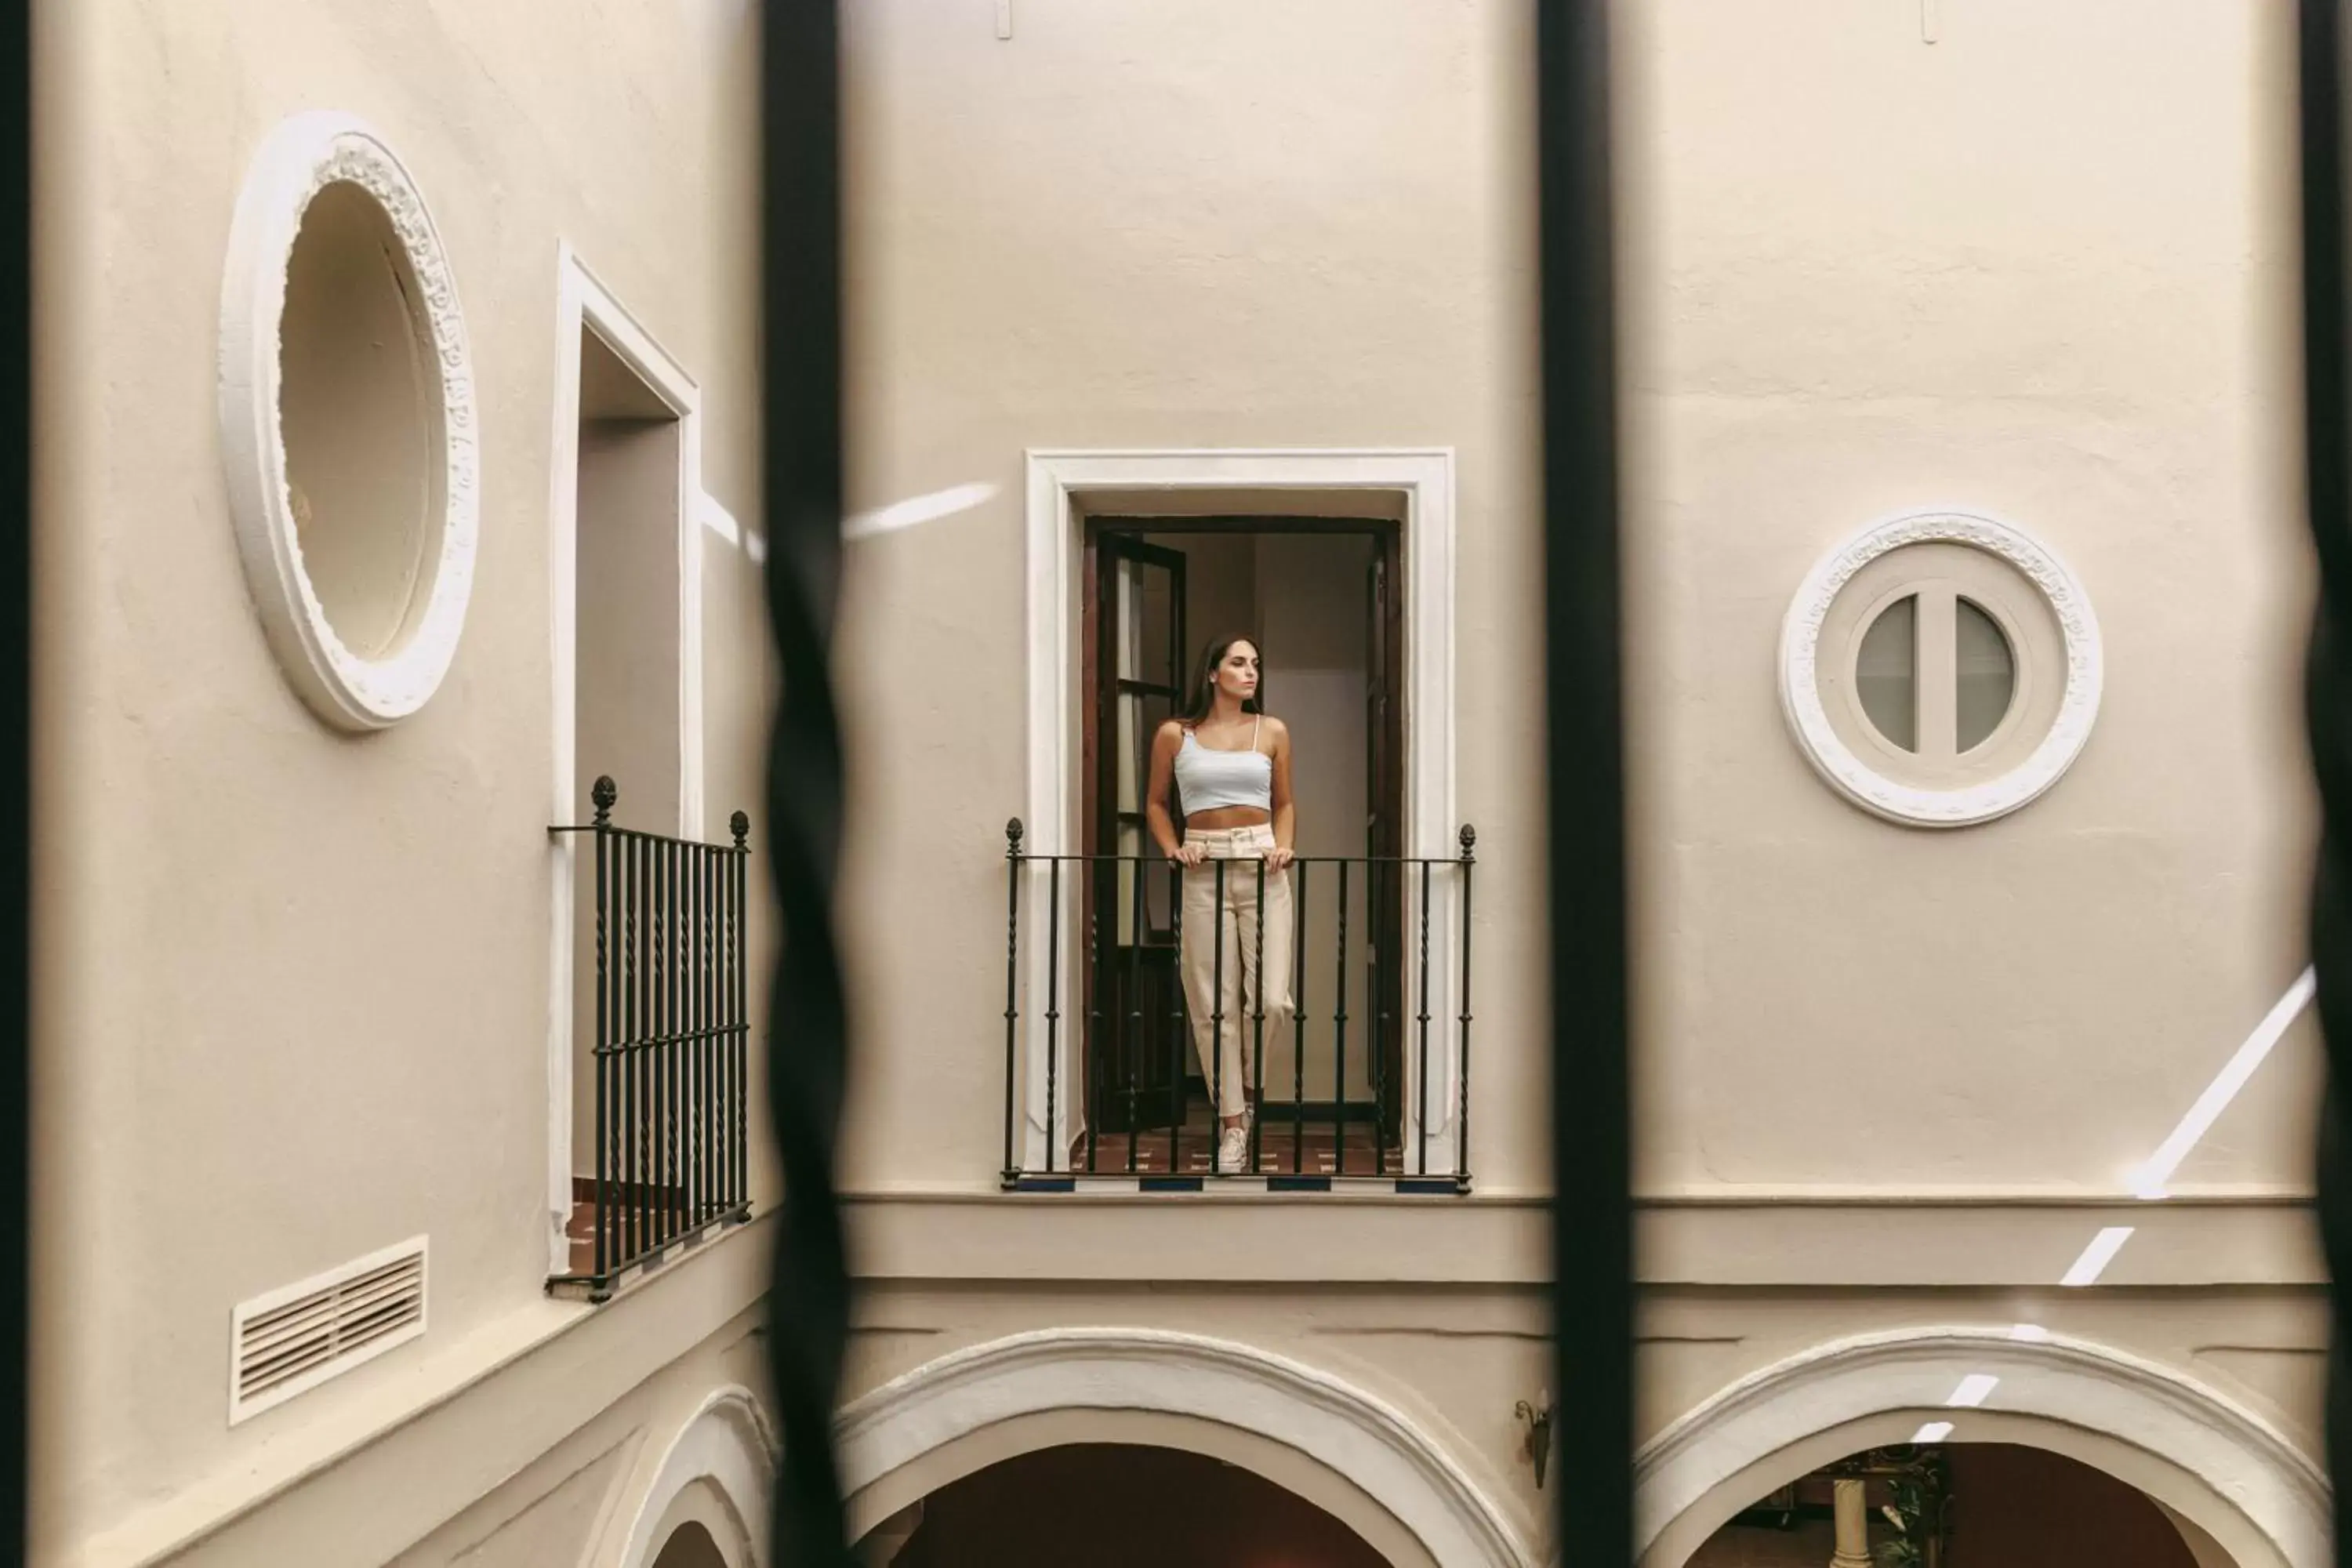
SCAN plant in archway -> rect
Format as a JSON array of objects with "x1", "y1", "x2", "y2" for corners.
[{"x1": 1873, "y1": 1474, "x2": 1931, "y2": 1567}]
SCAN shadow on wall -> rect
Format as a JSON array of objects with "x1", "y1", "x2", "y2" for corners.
[
  {"x1": 886, "y1": 1442, "x2": 1386, "y2": 1568},
  {"x1": 1686, "y1": 1444, "x2": 2204, "y2": 1568}
]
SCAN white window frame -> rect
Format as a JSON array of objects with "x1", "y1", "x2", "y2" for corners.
[
  {"x1": 1779, "y1": 510, "x2": 2103, "y2": 829},
  {"x1": 1022, "y1": 448, "x2": 1461, "y2": 1178},
  {"x1": 543, "y1": 247, "x2": 706, "y2": 1271}
]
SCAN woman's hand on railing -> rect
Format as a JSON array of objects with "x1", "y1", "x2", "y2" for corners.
[
  {"x1": 1263, "y1": 846, "x2": 1294, "y2": 873},
  {"x1": 1167, "y1": 840, "x2": 1207, "y2": 866}
]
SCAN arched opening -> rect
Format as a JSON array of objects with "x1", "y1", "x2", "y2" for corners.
[
  {"x1": 608, "y1": 1388, "x2": 775, "y2": 1568},
  {"x1": 1632, "y1": 1327, "x2": 2323, "y2": 1568},
  {"x1": 1682, "y1": 1440, "x2": 2226, "y2": 1567},
  {"x1": 864, "y1": 1442, "x2": 1385, "y2": 1567},
  {"x1": 652, "y1": 1519, "x2": 731, "y2": 1568}
]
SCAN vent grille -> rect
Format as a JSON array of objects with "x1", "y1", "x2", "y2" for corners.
[{"x1": 230, "y1": 1236, "x2": 427, "y2": 1423}]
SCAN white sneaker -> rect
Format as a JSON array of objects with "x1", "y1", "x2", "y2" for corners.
[{"x1": 1217, "y1": 1125, "x2": 1251, "y2": 1174}]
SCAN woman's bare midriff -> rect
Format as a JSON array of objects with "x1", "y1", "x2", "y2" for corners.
[{"x1": 1186, "y1": 806, "x2": 1273, "y2": 830}]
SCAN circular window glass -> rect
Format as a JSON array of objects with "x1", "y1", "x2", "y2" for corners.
[
  {"x1": 1955, "y1": 596, "x2": 2015, "y2": 752},
  {"x1": 1780, "y1": 514, "x2": 2100, "y2": 827},
  {"x1": 1854, "y1": 593, "x2": 1918, "y2": 753},
  {"x1": 220, "y1": 113, "x2": 478, "y2": 731},
  {"x1": 280, "y1": 180, "x2": 441, "y2": 660}
]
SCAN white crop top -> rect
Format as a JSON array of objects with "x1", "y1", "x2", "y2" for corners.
[{"x1": 1172, "y1": 718, "x2": 1273, "y2": 815}]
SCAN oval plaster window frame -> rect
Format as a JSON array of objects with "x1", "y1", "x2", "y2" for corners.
[
  {"x1": 1778, "y1": 511, "x2": 2103, "y2": 828},
  {"x1": 219, "y1": 111, "x2": 478, "y2": 731}
]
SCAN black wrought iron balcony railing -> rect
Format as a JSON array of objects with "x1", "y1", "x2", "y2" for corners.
[
  {"x1": 999, "y1": 822, "x2": 1478, "y2": 1193},
  {"x1": 550, "y1": 776, "x2": 755, "y2": 1298}
]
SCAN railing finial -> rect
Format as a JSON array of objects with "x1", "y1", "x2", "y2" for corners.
[
  {"x1": 731, "y1": 810, "x2": 751, "y2": 848},
  {"x1": 1006, "y1": 817, "x2": 1025, "y2": 855},
  {"x1": 1459, "y1": 822, "x2": 1477, "y2": 859},
  {"x1": 592, "y1": 775, "x2": 618, "y2": 825}
]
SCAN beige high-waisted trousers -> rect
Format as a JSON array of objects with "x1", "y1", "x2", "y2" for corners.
[{"x1": 1179, "y1": 824, "x2": 1295, "y2": 1119}]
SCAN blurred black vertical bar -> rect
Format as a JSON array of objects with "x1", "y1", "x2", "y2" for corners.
[
  {"x1": 1537, "y1": 1, "x2": 1632, "y2": 1564},
  {"x1": 2294, "y1": 5, "x2": 2352, "y2": 1557},
  {"x1": 1291, "y1": 862, "x2": 1308, "y2": 1170},
  {"x1": 0, "y1": 0, "x2": 27, "y2": 1552},
  {"x1": 761, "y1": 0, "x2": 853, "y2": 1563}
]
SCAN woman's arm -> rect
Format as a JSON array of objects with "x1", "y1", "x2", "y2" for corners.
[
  {"x1": 1266, "y1": 718, "x2": 1296, "y2": 871},
  {"x1": 1145, "y1": 721, "x2": 1201, "y2": 864}
]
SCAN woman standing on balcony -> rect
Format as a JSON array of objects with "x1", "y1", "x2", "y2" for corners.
[{"x1": 1145, "y1": 634, "x2": 1297, "y2": 1173}]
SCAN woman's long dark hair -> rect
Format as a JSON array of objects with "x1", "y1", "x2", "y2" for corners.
[{"x1": 1179, "y1": 633, "x2": 1265, "y2": 724}]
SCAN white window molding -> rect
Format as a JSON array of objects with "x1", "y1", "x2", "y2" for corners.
[
  {"x1": 1779, "y1": 510, "x2": 2102, "y2": 827},
  {"x1": 1022, "y1": 448, "x2": 1461, "y2": 1176},
  {"x1": 543, "y1": 246, "x2": 706, "y2": 1273},
  {"x1": 218, "y1": 111, "x2": 479, "y2": 730}
]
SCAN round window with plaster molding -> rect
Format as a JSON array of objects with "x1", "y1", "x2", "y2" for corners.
[
  {"x1": 219, "y1": 111, "x2": 478, "y2": 731},
  {"x1": 1779, "y1": 512, "x2": 2101, "y2": 827}
]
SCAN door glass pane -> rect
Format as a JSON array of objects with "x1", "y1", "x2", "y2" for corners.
[
  {"x1": 1116, "y1": 559, "x2": 1139, "y2": 681},
  {"x1": 1120, "y1": 692, "x2": 1172, "y2": 815},
  {"x1": 1855, "y1": 594, "x2": 1918, "y2": 752},
  {"x1": 1117, "y1": 824, "x2": 1142, "y2": 944},
  {"x1": 1141, "y1": 564, "x2": 1173, "y2": 688},
  {"x1": 1117, "y1": 694, "x2": 1141, "y2": 811},
  {"x1": 1146, "y1": 854, "x2": 1174, "y2": 938},
  {"x1": 1955, "y1": 596, "x2": 2016, "y2": 753}
]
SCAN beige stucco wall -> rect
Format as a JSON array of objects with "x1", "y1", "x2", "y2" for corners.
[
  {"x1": 838, "y1": 0, "x2": 2316, "y2": 1199},
  {"x1": 26, "y1": 0, "x2": 2332, "y2": 1561},
  {"x1": 31, "y1": 0, "x2": 777, "y2": 1561},
  {"x1": 829, "y1": 0, "x2": 2328, "y2": 1560},
  {"x1": 835, "y1": 0, "x2": 1552, "y2": 1193},
  {"x1": 837, "y1": 1194, "x2": 2327, "y2": 1567},
  {"x1": 1618, "y1": 0, "x2": 2316, "y2": 1197}
]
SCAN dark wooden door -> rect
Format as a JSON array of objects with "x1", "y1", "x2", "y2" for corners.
[{"x1": 1085, "y1": 535, "x2": 1186, "y2": 1134}]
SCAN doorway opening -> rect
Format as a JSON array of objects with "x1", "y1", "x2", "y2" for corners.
[
  {"x1": 545, "y1": 253, "x2": 710, "y2": 1277},
  {"x1": 567, "y1": 325, "x2": 689, "y2": 1258},
  {"x1": 1080, "y1": 517, "x2": 1405, "y2": 1175}
]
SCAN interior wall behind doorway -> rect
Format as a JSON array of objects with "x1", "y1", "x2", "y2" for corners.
[
  {"x1": 572, "y1": 328, "x2": 684, "y2": 1168},
  {"x1": 1145, "y1": 530, "x2": 1377, "y2": 1103}
]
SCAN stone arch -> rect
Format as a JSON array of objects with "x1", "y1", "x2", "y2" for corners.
[
  {"x1": 833, "y1": 1327, "x2": 1534, "y2": 1568},
  {"x1": 1634, "y1": 1327, "x2": 2327, "y2": 1568},
  {"x1": 612, "y1": 1386, "x2": 778, "y2": 1568}
]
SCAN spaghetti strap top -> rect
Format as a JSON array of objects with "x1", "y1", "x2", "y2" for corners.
[{"x1": 1172, "y1": 717, "x2": 1272, "y2": 815}]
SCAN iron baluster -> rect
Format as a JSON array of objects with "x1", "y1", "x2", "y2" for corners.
[
  {"x1": 1457, "y1": 826, "x2": 1478, "y2": 1188},
  {"x1": 1001, "y1": 819, "x2": 1022, "y2": 1186},
  {"x1": 593, "y1": 777, "x2": 615, "y2": 1280},
  {"x1": 1417, "y1": 857, "x2": 1433, "y2": 1177},
  {"x1": 1210, "y1": 858, "x2": 1227, "y2": 1172},
  {"x1": 1250, "y1": 857, "x2": 1268, "y2": 1171},
  {"x1": 1371, "y1": 858, "x2": 1388, "y2": 1180},
  {"x1": 1091, "y1": 860, "x2": 1110, "y2": 1175},
  {"x1": 1126, "y1": 852, "x2": 1145, "y2": 1173},
  {"x1": 1292, "y1": 861, "x2": 1308, "y2": 1173},
  {"x1": 1167, "y1": 861, "x2": 1185, "y2": 1173},
  {"x1": 731, "y1": 811, "x2": 750, "y2": 1215},
  {"x1": 1332, "y1": 859, "x2": 1351, "y2": 1178},
  {"x1": 1044, "y1": 857, "x2": 1062, "y2": 1174}
]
